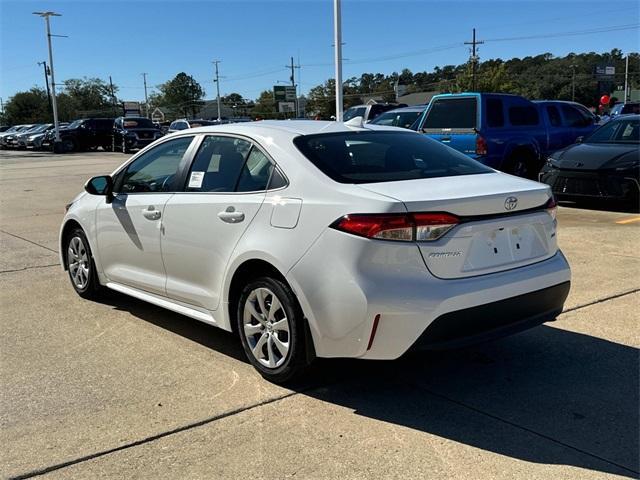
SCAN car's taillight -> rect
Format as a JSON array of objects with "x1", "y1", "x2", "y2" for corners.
[
  {"x1": 545, "y1": 197, "x2": 557, "y2": 220},
  {"x1": 476, "y1": 135, "x2": 487, "y2": 155},
  {"x1": 331, "y1": 213, "x2": 459, "y2": 242}
]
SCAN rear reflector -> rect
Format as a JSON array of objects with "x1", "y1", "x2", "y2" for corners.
[
  {"x1": 476, "y1": 135, "x2": 488, "y2": 155},
  {"x1": 331, "y1": 212, "x2": 459, "y2": 242},
  {"x1": 545, "y1": 197, "x2": 557, "y2": 220}
]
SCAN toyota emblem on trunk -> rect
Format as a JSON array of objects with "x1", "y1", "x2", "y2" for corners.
[{"x1": 504, "y1": 196, "x2": 518, "y2": 210}]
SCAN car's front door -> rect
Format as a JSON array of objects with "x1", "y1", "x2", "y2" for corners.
[
  {"x1": 161, "y1": 135, "x2": 275, "y2": 311},
  {"x1": 96, "y1": 135, "x2": 196, "y2": 295}
]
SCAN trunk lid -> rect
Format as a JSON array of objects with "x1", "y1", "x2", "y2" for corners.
[{"x1": 357, "y1": 173, "x2": 557, "y2": 279}]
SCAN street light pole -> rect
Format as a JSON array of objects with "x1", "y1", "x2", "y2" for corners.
[
  {"x1": 624, "y1": 55, "x2": 629, "y2": 103},
  {"x1": 333, "y1": 0, "x2": 343, "y2": 121},
  {"x1": 141, "y1": 73, "x2": 149, "y2": 118},
  {"x1": 33, "y1": 11, "x2": 61, "y2": 150},
  {"x1": 571, "y1": 64, "x2": 577, "y2": 102}
]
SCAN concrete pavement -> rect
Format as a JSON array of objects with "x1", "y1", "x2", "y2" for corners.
[{"x1": 1, "y1": 149, "x2": 638, "y2": 479}]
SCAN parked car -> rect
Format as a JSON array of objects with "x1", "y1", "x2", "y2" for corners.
[
  {"x1": 167, "y1": 119, "x2": 217, "y2": 134},
  {"x1": 368, "y1": 105, "x2": 427, "y2": 130},
  {"x1": 112, "y1": 116, "x2": 163, "y2": 153},
  {"x1": 539, "y1": 114, "x2": 639, "y2": 207},
  {"x1": 21, "y1": 123, "x2": 69, "y2": 150},
  {"x1": 0, "y1": 126, "x2": 10, "y2": 133},
  {"x1": 53, "y1": 118, "x2": 114, "y2": 152},
  {"x1": 0, "y1": 124, "x2": 37, "y2": 149},
  {"x1": 608, "y1": 101, "x2": 640, "y2": 119},
  {"x1": 16, "y1": 123, "x2": 51, "y2": 149},
  {"x1": 343, "y1": 103, "x2": 407, "y2": 123},
  {"x1": 414, "y1": 93, "x2": 598, "y2": 178},
  {"x1": 60, "y1": 120, "x2": 570, "y2": 383}
]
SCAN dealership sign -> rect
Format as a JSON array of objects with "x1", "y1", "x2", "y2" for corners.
[{"x1": 274, "y1": 85, "x2": 297, "y2": 102}]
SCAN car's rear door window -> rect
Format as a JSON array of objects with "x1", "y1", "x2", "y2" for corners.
[
  {"x1": 186, "y1": 136, "x2": 252, "y2": 192},
  {"x1": 508, "y1": 106, "x2": 540, "y2": 126},
  {"x1": 546, "y1": 106, "x2": 562, "y2": 126},
  {"x1": 422, "y1": 97, "x2": 478, "y2": 130},
  {"x1": 294, "y1": 131, "x2": 491, "y2": 184}
]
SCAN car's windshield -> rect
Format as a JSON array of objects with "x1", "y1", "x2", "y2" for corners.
[
  {"x1": 585, "y1": 118, "x2": 639, "y2": 144},
  {"x1": 294, "y1": 131, "x2": 492, "y2": 184},
  {"x1": 343, "y1": 106, "x2": 366, "y2": 121},
  {"x1": 369, "y1": 110, "x2": 423, "y2": 129},
  {"x1": 67, "y1": 120, "x2": 83, "y2": 129},
  {"x1": 29, "y1": 124, "x2": 51, "y2": 134},
  {"x1": 122, "y1": 118, "x2": 155, "y2": 128}
]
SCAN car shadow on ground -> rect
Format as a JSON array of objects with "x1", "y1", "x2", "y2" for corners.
[
  {"x1": 96, "y1": 291, "x2": 639, "y2": 478},
  {"x1": 558, "y1": 199, "x2": 640, "y2": 214}
]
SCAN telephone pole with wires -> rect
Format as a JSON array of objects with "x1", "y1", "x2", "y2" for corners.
[
  {"x1": 38, "y1": 61, "x2": 53, "y2": 115},
  {"x1": 213, "y1": 60, "x2": 222, "y2": 122},
  {"x1": 286, "y1": 56, "x2": 301, "y2": 117},
  {"x1": 141, "y1": 73, "x2": 149, "y2": 118},
  {"x1": 464, "y1": 28, "x2": 484, "y2": 91}
]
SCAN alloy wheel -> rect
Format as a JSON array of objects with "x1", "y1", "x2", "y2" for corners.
[
  {"x1": 67, "y1": 236, "x2": 90, "y2": 289},
  {"x1": 242, "y1": 287, "x2": 290, "y2": 368}
]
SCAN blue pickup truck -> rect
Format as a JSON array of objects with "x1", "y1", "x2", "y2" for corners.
[{"x1": 413, "y1": 93, "x2": 598, "y2": 178}]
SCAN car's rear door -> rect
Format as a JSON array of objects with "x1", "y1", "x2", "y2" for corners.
[
  {"x1": 161, "y1": 134, "x2": 275, "y2": 311},
  {"x1": 96, "y1": 135, "x2": 196, "y2": 295}
]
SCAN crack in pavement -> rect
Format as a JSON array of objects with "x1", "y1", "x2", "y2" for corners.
[
  {"x1": 0, "y1": 229, "x2": 58, "y2": 254},
  {"x1": 8, "y1": 390, "x2": 300, "y2": 480},
  {"x1": 0, "y1": 263, "x2": 59, "y2": 274},
  {"x1": 562, "y1": 288, "x2": 640, "y2": 314}
]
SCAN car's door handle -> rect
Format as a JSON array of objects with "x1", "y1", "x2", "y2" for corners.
[
  {"x1": 441, "y1": 136, "x2": 451, "y2": 142},
  {"x1": 142, "y1": 206, "x2": 161, "y2": 220},
  {"x1": 218, "y1": 208, "x2": 245, "y2": 223}
]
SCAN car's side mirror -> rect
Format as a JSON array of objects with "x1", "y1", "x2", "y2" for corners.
[
  {"x1": 85, "y1": 175, "x2": 113, "y2": 202},
  {"x1": 575, "y1": 136, "x2": 584, "y2": 144}
]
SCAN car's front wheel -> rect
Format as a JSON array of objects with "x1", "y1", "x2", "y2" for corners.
[
  {"x1": 65, "y1": 228, "x2": 103, "y2": 299},
  {"x1": 237, "y1": 277, "x2": 308, "y2": 383}
]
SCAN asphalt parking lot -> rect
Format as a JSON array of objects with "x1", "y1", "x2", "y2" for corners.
[{"x1": 0, "y1": 149, "x2": 638, "y2": 480}]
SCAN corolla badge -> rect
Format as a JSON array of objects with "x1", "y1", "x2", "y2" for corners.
[{"x1": 504, "y1": 196, "x2": 518, "y2": 210}]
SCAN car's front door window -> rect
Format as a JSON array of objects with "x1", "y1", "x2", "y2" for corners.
[{"x1": 120, "y1": 136, "x2": 194, "y2": 193}]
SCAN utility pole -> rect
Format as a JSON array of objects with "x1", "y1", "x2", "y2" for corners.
[
  {"x1": 464, "y1": 28, "x2": 484, "y2": 91},
  {"x1": 286, "y1": 56, "x2": 301, "y2": 117},
  {"x1": 38, "y1": 61, "x2": 53, "y2": 116},
  {"x1": 33, "y1": 11, "x2": 62, "y2": 151},
  {"x1": 571, "y1": 64, "x2": 577, "y2": 102},
  {"x1": 624, "y1": 55, "x2": 629, "y2": 103},
  {"x1": 333, "y1": 0, "x2": 343, "y2": 121},
  {"x1": 109, "y1": 76, "x2": 118, "y2": 116},
  {"x1": 141, "y1": 73, "x2": 149, "y2": 118},
  {"x1": 213, "y1": 60, "x2": 222, "y2": 122}
]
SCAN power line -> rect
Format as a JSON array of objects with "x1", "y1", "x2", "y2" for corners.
[{"x1": 485, "y1": 23, "x2": 639, "y2": 42}]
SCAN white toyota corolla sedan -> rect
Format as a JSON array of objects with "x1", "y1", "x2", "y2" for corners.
[{"x1": 60, "y1": 120, "x2": 571, "y2": 383}]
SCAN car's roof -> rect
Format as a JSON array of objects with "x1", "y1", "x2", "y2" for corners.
[
  {"x1": 610, "y1": 113, "x2": 640, "y2": 121},
  {"x1": 182, "y1": 120, "x2": 405, "y2": 137}
]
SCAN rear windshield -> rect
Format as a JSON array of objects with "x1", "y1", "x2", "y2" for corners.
[
  {"x1": 293, "y1": 131, "x2": 492, "y2": 184},
  {"x1": 422, "y1": 97, "x2": 477, "y2": 130},
  {"x1": 122, "y1": 118, "x2": 155, "y2": 128},
  {"x1": 369, "y1": 110, "x2": 422, "y2": 129},
  {"x1": 343, "y1": 106, "x2": 366, "y2": 121}
]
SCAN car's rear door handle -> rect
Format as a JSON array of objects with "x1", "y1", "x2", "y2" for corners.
[
  {"x1": 218, "y1": 208, "x2": 245, "y2": 223},
  {"x1": 142, "y1": 206, "x2": 161, "y2": 220}
]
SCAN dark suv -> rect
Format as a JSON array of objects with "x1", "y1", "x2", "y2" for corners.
[
  {"x1": 51, "y1": 118, "x2": 115, "y2": 152},
  {"x1": 112, "y1": 116, "x2": 163, "y2": 153}
]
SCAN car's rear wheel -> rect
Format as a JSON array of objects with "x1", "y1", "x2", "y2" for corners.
[
  {"x1": 504, "y1": 150, "x2": 539, "y2": 179},
  {"x1": 65, "y1": 228, "x2": 103, "y2": 299},
  {"x1": 62, "y1": 137, "x2": 77, "y2": 153},
  {"x1": 237, "y1": 277, "x2": 307, "y2": 383}
]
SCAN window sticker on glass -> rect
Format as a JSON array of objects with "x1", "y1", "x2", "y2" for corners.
[{"x1": 188, "y1": 171, "x2": 205, "y2": 188}]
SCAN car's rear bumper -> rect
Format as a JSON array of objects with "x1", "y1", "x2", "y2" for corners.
[
  {"x1": 288, "y1": 228, "x2": 571, "y2": 360},
  {"x1": 409, "y1": 281, "x2": 570, "y2": 351}
]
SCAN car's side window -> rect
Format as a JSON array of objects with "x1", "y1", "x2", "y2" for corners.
[
  {"x1": 186, "y1": 136, "x2": 252, "y2": 192},
  {"x1": 546, "y1": 106, "x2": 562, "y2": 127},
  {"x1": 119, "y1": 136, "x2": 194, "y2": 193},
  {"x1": 561, "y1": 105, "x2": 586, "y2": 127},
  {"x1": 236, "y1": 147, "x2": 274, "y2": 192}
]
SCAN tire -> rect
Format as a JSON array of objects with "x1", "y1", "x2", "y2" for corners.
[
  {"x1": 61, "y1": 137, "x2": 77, "y2": 153},
  {"x1": 64, "y1": 228, "x2": 103, "y2": 300},
  {"x1": 237, "y1": 276, "x2": 308, "y2": 383},
  {"x1": 504, "y1": 150, "x2": 539, "y2": 180}
]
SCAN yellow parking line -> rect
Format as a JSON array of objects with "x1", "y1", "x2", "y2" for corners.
[{"x1": 615, "y1": 216, "x2": 640, "y2": 224}]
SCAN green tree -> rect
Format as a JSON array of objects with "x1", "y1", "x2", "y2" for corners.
[
  {"x1": 3, "y1": 87, "x2": 51, "y2": 124},
  {"x1": 251, "y1": 90, "x2": 276, "y2": 118},
  {"x1": 62, "y1": 77, "x2": 116, "y2": 114},
  {"x1": 156, "y1": 72, "x2": 205, "y2": 117}
]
